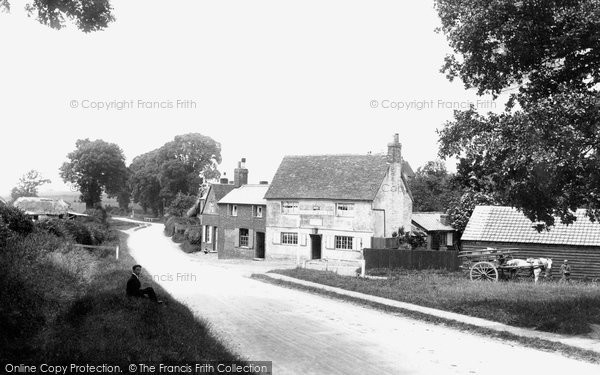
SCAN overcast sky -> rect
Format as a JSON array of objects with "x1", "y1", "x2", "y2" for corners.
[{"x1": 0, "y1": 0, "x2": 507, "y2": 198}]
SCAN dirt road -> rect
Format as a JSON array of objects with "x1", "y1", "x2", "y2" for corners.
[{"x1": 123, "y1": 221, "x2": 600, "y2": 375}]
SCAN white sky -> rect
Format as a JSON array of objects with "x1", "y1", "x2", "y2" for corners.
[{"x1": 0, "y1": 0, "x2": 507, "y2": 198}]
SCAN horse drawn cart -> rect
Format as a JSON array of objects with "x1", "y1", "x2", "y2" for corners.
[{"x1": 458, "y1": 248, "x2": 552, "y2": 282}]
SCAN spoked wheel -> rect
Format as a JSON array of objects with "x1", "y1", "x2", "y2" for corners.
[{"x1": 470, "y1": 261, "x2": 499, "y2": 281}]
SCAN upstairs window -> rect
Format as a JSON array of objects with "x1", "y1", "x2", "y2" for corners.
[
  {"x1": 282, "y1": 201, "x2": 299, "y2": 214},
  {"x1": 255, "y1": 206, "x2": 263, "y2": 218},
  {"x1": 229, "y1": 204, "x2": 237, "y2": 216},
  {"x1": 336, "y1": 203, "x2": 354, "y2": 217}
]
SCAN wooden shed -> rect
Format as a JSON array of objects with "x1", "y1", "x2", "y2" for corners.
[{"x1": 461, "y1": 206, "x2": 600, "y2": 280}]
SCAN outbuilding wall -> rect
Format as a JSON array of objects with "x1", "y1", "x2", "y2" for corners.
[{"x1": 461, "y1": 241, "x2": 600, "y2": 280}]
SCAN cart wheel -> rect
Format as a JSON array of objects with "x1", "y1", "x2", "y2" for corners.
[{"x1": 470, "y1": 261, "x2": 499, "y2": 281}]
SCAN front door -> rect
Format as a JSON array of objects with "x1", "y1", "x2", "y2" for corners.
[
  {"x1": 255, "y1": 232, "x2": 265, "y2": 258},
  {"x1": 310, "y1": 234, "x2": 322, "y2": 259}
]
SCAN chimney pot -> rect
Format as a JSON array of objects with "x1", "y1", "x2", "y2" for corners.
[{"x1": 393, "y1": 133, "x2": 399, "y2": 143}]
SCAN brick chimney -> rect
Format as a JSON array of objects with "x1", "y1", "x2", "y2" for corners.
[
  {"x1": 234, "y1": 158, "x2": 248, "y2": 188},
  {"x1": 440, "y1": 214, "x2": 450, "y2": 226},
  {"x1": 219, "y1": 172, "x2": 228, "y2": 184},
  {"x1": 387, "y1": 133, "x2": 402, "y2": 164}
]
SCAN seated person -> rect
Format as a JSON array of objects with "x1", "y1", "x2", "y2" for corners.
[{"x1": 126, "y1": 264, "x2": 163, "y2": 304}]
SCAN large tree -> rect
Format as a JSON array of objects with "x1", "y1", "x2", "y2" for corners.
[
  {"x1": 1, "y1": 0, "x2": 114, "y2": 32},
  {"x1": 435, "y1": 0, "x2": 600, "y2": 228},
  {"x1": 129, "y1": 133, "x2": 222, "y2": 216},
  {"x1": 409, "y1": 160, "x2": 462, "y2": 212},
  {"x1": 10, "y1": 169, "x2": 51, "y2": 201},
  {"x1": 60, "y1": 139, "x2": 128, "y2": 209},
  {"x1": 129, "y1": 151, "x2": 162, "y2": 216}
]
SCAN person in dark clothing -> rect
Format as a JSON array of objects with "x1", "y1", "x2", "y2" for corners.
[{"x1": 126, "y1": 264, "x2": 163, "y2": 303}]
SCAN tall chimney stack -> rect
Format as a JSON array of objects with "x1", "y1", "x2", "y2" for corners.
[
  {"x1": 234, "y1": 158, "x2": 248, "y2": 188},
  {"x1": 387, "y1": 133, "x2": 402, "y2": 163}
]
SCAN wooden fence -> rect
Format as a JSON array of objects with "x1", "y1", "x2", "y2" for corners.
[
  {"x1": 363, "y1": 248, "x2": 460, "y2": 271},
  {"x1": 371, "y1": 237, "x2": 400, "y2": 249}
]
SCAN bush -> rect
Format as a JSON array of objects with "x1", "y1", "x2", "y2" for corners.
[
  {"x1": 36, "y1": 218, "x2": 113, "y2": 246},
  {"x1": 0, "y1": 205, "x2": 34, "y2": 235},
  {"x1": 35, "y1": 218, "x2": 67, "y2": 238},
  {"x1": 184, "y1": 226, "x2": 202, "y2": 245},
  {"x1": 104, "y1": 205, "x2": 129, "y2": 217},
  {"x1": 167, "y1": 193, "x2": 197, "y2": 217},
  {"x1": 83, "y1": 208, "x2": 108, "y2": 224},
  {"x1": 0, "y1": 217, "x2": 11, "y2": 247},
  {"x1": 164, "y1": 216, "x2": 198, "y2": 237}
]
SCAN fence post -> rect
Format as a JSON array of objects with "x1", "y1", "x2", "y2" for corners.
[{"x1": 116, "y1": 245, "x2": 119, "y2": 260}]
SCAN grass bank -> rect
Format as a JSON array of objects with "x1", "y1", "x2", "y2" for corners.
[
  {"x1": 1, "y1": 216, "x2": 238, "y2": 364},
  {"x1": 270, "y1": 268, "x2": 600, "y2": 335}
]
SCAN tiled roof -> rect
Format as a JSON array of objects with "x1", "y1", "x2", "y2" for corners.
[
  {"x1": 219, "y1": 184, "x2": 269, "y2": 205},
  {"x1": 264, "y1": 155, "x2": 398, "y2": 201},
  {"x1": 13, "y1": 197, "x2": 70, "y2": 215},
  {"x1": 462, "y1": 205, "x2": 600, "y2": 247},
  {"x1": 412, "y1": 212, "x2": 455, "y2": 232},
  {"x1": 211, "y1": 184, "x2": 236, "y2": 201},
  {"x1": 402, "y1": 161, "x2": 415, "y2": 178},
  {"x1": 187, "y1": 183, "x2": 236, "y2": 217}
]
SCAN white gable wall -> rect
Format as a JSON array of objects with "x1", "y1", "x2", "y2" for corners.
[{"x1": 372, "y1": 163, "x2": 413, "y2": 237}]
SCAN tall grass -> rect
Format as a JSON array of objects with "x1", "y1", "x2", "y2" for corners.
[
  {"x1": 1, "y1": 217, "x2": 239, "y2": 364},
  {"x1": 274, "y1": 268, "x2": 600, "y2": 335}
]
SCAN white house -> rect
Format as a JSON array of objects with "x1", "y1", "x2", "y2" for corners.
[{"x1": 263, "y1": 134, "x2": 413, "y2": 261}]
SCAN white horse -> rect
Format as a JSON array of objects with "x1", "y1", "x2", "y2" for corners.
[{"x1": 505, "y1": 258, "x2": 552, "y2": 283}]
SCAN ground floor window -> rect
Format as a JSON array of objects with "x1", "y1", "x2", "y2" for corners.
[
  {"x1": 281, "y1": 232, "x2": 298, "y2": 245},
  {"x1": 239, "y1": 228, "x2": 249, "y2": 247},
  {"x1": 335, "y1": 235, "x2": 353, "y2": 250}
]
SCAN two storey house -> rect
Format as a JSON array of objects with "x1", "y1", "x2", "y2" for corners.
[{"x1": 264, "y1": 134, "x2": 413, "y2": 261}]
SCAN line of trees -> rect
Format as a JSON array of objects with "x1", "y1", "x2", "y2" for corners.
[{"x1": 58, "y1": 133, "x2": 222, "y2": 217}]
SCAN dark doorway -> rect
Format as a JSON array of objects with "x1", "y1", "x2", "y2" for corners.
[
  {"x1": 310, "y1": 234, "x2": 322, "y2": 259},
  {"x1": 255, "y1": 232, "x2": 265, "y2": 258}
]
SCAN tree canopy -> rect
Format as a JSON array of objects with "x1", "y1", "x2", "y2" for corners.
[
  {"x1": 10, "y1": 169, "x2": 51, "y2": 202},
  {"x1": 409, "y1": 160, "x2": 462, "y2": 212},
  {"x1": 60, "y1": 139, "x2": 128, "y2": 209},
  {"x1": 129, "y1": 133, "x2": 222, "y2": 217},
  {"x1": 435, "y1": 0, "x2": 600, "y2": 228},
  {"x1": 1, "y1": 0, "x2": 114, "y2": 32}
]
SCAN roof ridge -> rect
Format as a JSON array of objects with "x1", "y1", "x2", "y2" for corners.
[{"x1": 283, "y1": 154, "x2": 386, "y2": 157}]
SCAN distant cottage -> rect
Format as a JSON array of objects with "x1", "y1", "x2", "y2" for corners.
[
  {"x1": 461, "y1": 205, "x2": 600, "y2": 279},
  {"x1": 411, "y1": 212, "x2": 457, "y2": 250},
  {"x1": 12, "y1": 197, "x2": 71, "y2": 221},
  {"x1": 264, "y1": 134, "x2": 413, "y2": 261}
]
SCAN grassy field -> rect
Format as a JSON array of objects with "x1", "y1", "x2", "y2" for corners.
[
  {"x1": 1, "y1": 217, "x2": 238, "y2": 364},
  {"x1": 271, "y1": 268, "x2": 600, "y2": 335}
]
